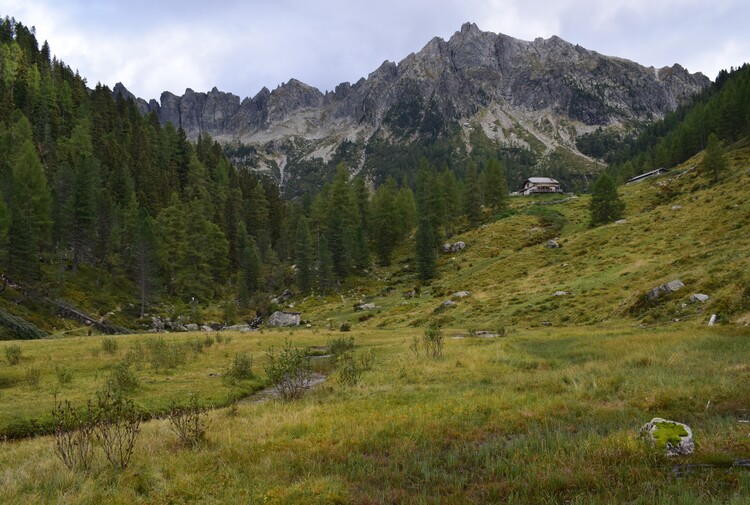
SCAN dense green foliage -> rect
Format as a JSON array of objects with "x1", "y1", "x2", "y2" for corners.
[
  {"x1": 589, "y1": 172, "x2": 625, "y2": 226},
  {"x1": 577, "y1": 64, "x2": 750, "y2": 182}
]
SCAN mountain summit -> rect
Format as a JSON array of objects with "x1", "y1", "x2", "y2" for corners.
[{"x1": 117, "y1": 23, "x2": 709, "y2": 193}]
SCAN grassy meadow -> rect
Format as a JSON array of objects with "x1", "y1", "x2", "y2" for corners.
[
  {"x1": 1, "y1": 325, "x2": 749, "y2": 503},
  {"x1": 1, "y1": 143, "x2": 750, "y2": 503}
]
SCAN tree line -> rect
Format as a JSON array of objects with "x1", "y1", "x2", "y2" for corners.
[{"x1": 0, "y1": 17, "x2": 510, "y2": 324}]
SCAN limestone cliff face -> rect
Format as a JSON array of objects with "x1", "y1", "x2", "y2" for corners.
[{"x1": 115, "y1": 23, "x2": 709, "y2": 193}]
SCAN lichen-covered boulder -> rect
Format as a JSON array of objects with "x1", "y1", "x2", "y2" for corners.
[{"x1": 640, "y1": 417, "x2": 694, "y2": 456}]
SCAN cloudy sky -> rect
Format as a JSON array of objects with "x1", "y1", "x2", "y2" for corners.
[{"x1": 1, "y1": 0, "x2": 747, "y2": 100}]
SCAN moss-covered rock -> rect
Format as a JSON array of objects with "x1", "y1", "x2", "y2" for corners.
[{"x1": 641, "y1": 417, "x2": 694, "y2": 456}]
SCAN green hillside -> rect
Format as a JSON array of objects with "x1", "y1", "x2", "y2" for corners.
[{"x1": 294, "y1": 140, "x2": 750, "y2": 332}]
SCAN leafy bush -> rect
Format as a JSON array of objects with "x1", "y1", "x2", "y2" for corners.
[
  {"x1": 101, "y1": 337, "x2": 118, "y2": 355},
  {"x1": 225, "y1": 352, "x2": 254, "y2": 381},
  {"x1": 25, "y1": 367, "x2": 41, "y2": 388},
  {"x1": 422, "y1": 320, "x2": 444, "y2": 358},
  {"x1": 4, "y1": 344, "x2": 21, "y2": 365},
  {"x1": 146, "y1": 337, "x2": 186, "y2": 371},
  {"x1": 55, "y1": 365, "x2": 73, "y2": 385},
  {"x1": 107, "y1": 359, "x2": 139, "y2": 393},
  {"x1": 52, "y1": 399, "x2": 97, "y2": 472},
  {"x1": 327, "y1": 336, "x2": 356, "y2": 356},
  {"x1": 167, "y1": 393, "x2": 210, "y2": 447},
  {"x1": 336, "y1": 353, "x2": 362, "y2": 386},
  {"x1": 95, "y1": 388, "x2": 141, "y2": 470},
  {"x1": 264, "y1": 340, "x2": 311, "y2": 401},
  {"x1": 339, "y1": 322, "x2": 351, "y2": 332}
]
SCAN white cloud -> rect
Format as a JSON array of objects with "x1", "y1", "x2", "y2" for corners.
[{"x1": 0, "y1": 0, "x2": 747, "y2": 99}]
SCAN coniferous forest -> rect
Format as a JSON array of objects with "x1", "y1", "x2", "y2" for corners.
[{"x1": 0, "y1": 17, "x2": 513, "y2": 334}]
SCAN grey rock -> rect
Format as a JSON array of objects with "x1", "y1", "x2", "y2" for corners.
[
  {"x1": 200, "y1": 325, "x2": 214, "y2": 332},
  {"x1": 647, "y1": 279, "x2": 685, "y2": 300},
  {"x1": 453, "y1": 291, "x2": 471, "y2": 298},
  {"x1": 185, "y1": 323, "x2": 199, "y2": 332},
  {"x1": 224, "y1": 324, "x2": 252, "y2": 332},
  {"x1": 690, "y1": 293, "x2": 709, "y2": 303},
  {"x1": 615, "y1": 219, "x2": 627, "y2": 224},
  {"x1": 451, "y1": 241, "x2": 466, "y2": 253},
  {"x1": 708, "y1": 314, "x2": 717, "y2": 326},
  {"x1": 151, "y1": 316, "x2": 165, "y2": 331},
  {"x1": 122, "y1": 24, "x2": 709, "y2": 197},
  {"x1": 671, "y1": 205, "x2": 683, "y2": 210},
  {"x1": 546, "y1": 239, "x2": 560, "y2": 249},
  {"x1": 441, "y1": 243, "x2": 453, "y2": 254},
  {"x1": 267, "y1": 311, "x2": 301, "y2": 327},
  {"x1": 641, "y1": 417, "x2": 694, "y2": 456},
  {"x1": 441, "y1": 300, "x2": 457, "y2": 308},
  {"x1": 354, "y1": 302, "x2": 378, "y2": 311},
  {"x1": 553, "y1": 291, "x2": 571, "y2": 297}
]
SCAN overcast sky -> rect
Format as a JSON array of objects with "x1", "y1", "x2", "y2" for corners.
[{"x1": 1, "y1": 0, "x2": 747, "y2": 100}]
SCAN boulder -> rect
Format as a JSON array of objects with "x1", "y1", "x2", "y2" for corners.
[
  {"x1": 200, "y1": 325, "x2": 214, "y2": 332},
  {"x1": 546, "y1": 239, "x2": 560, "y2": 249},
  {"x1": 553, "y1": 291, "x2": 571, "y2": 297},
  {"x1": 640, "y1": 418, "x2": 694, "y2": 456},
  {"x1": 690, "y1": 293, "x2": 709, "y2": 303},
  {"x1": 451, "y1": 241, "x2": 466, "y2": 253},
  {"x1": 185, "y1": 323, "x2": 199, "y2": 332},
  {"x1": 354, "y1": 302, "x2": 378, "y2": 311},
  {"x1": 441, "y1": 300, "x2": 457, "y2": 308},
  {"x1": 441, "y1": 243, "x2": 453, "y2": 254},
  {"x1": 647, "y1": 279, "x2": 685, "y2": 300},
  {"x1": 224, "y1": 324, "x2": 252, "y2": 332},
  {"x1": 671, "y1": 205, "x2": 683, "y2": 210},
  {"x1": 615, "y1": 219, "x2": 627, "y2": 224},
  {"x1": 278, "y1": 289, "x2": 294, "y2": 303},
  {"x1": 267, "y1": 311, "x2": 301, "y2": 327},
  {"x1": 151, "y1": 316, "x2": 165, "y2": 331},
  {"x1": 452, "y1": 291, "x2": 471, "y2": 298}
]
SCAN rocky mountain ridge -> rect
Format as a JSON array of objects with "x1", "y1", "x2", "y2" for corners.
[{"x1": 114, "y1": 23, "x2": 710, "y2": 192}]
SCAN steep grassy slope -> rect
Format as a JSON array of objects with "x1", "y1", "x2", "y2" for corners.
[{"x1": 298, "y1": 140, "x2": 750, "y2": 332}]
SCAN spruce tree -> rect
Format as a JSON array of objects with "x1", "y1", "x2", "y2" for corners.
[
  {"x1": 317, "y1": 234, "x2": 334, "y2": 295},
  {"x1": 294, "y1": 216, "x2": 314, "y2": 294},
  {"x1": 238, "y1": 234, "x2": 261, "y2": 307},
  {"x1": 589, "y1": 172, "x2": 625, "y2": 226},
  {"x1": 483, "y1": 157, "x2": 508, "y2": 212},
  {"x1": 370, "y1": 178, "x2": 400, "y2": 266},
  {"x1": 463, "y1": 160, "x2": 482, "y2": 226},
  {"x1": 415, "y1": 216, "x2": 436, "y2": 281},
  {"x1": 700, "y1": 133, "x2": 728, "y2": 183},
  {"x1": 135, "y1": 209, "x2": 157, "y2": 317}
]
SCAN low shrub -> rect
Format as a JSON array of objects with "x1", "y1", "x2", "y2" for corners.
[
  {"x1": 4, "y1": 344, "x2": 21, "y2": 365},
  {"x1": 327, "y1": 336, "x2": 356, "y2": 356},
  {"x1": 102, "y1": 337, "x2": 118, "y2": 355},
  {"x1": 167, "y1": 393, "x2": 210, "y2": 447},
  {"x1": 264, "y1": 340, "x2": 311, "y2": 401},
  {"x1": 95, "y1": 388, "x2": 141, "y2": 470},
  {"x1": 225, "y1": 352, "x2": 254, "y2": 381},
  {"x1": 25, "y1": 367, "x2": 41, "y2": 388},
  {"x1": 52, "y1": 399, "x2": 96, "y2": 471},
  {"x1": 107, "y1": 359, "x2": 139, "y2": 393},
  {"x1": 55, "y1": 365, "x2": 73, "y2": 385}
]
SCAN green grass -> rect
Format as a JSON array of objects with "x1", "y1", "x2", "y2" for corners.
[
  {"x1": 0, "y1": 324, "x2": 749, "y2": 503},
  {"x1": 1, "y1": 143, "x2": 750, "y2": 503}
]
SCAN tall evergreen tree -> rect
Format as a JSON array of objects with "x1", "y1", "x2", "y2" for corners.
[
  {"x1": 135, "y1": 209, "x2": 157, "y2": 317},
  {"x1": 294, "y1": 215, "x2": 314, "y2": 294},
  {"x1": 700, "y1": 133, "x2": 728, "y2": 183},
  {"x1": 317, "y1": 234, "x2": 334, "y2": 295},
  {"x1": 483, "y1": 157, "x2": 508, "y2": 212},
  {"x1": 415, "y1": 216, "x2": 436, "y2": 281},
  {"x1": 238, "y1": 229, "x2": 261, "y2": 308},
  {"x1": 463, "y1": 160, "x2": 482, "y2": 226},
  {"x1": 370, "y1": 177, "x2": 400, "y2": 266},
  {"x1": 589, "y1": 172, "x2": 625, "y2": 226}
]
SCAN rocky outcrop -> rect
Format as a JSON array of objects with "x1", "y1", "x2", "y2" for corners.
[
  {"x1": 119, "y1": 23, "x2": 708, "y2": 143},
  {"x1": 648, "y1": 280, "x2": 685, "y2": 300},
  {"x1": 113, "y1": 24, "x2": 709, "y2": 195}
]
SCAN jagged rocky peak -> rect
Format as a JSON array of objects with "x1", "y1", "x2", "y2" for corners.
[{"x1": 120, "y1": 23, "x2": 710, "y2": 145}]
